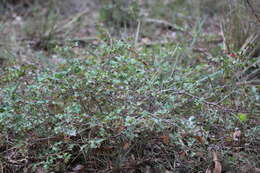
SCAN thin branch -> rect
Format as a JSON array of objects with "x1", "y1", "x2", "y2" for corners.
[
  {"x1": 134, "y1": 20, "x2": 141, "y2": 47},
  {"x1": 246, "y1": 0, "x2": 260, "y2": 24}
]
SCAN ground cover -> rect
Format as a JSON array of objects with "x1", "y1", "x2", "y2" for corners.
[{"x1": 0, "y1": 0, "x2": 259, "y2": 172}]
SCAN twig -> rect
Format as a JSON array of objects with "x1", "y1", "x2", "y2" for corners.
[
  {"x1": 244, "y1": 68, "x2": 260, "y2": 81},
  {"x1": 134, "y1": 20, "x2": 141, "y2": 47},
  {"x1": 216, "y1": 92, "x2": 234, "y2": 105},
  {"x1": 105, "y1": 29, "x2": 113, "y2": 46},
  {"x1": 246, "y1": 0, "x2": 260, "y2": 24},
  {"x1": 55, "y1": 9, "x2": 89, "y2": 33},
  {"x1": 220, "y1": 21, "x2": 229, "y2": 53},
  {"x1": 239, "y1": 33, "x2": 259, "y2": 56},
  {"x1": 84, "y1": 46, "x2": 99, "y2": 58},
  {"x1": 236, "y1": 58, "x2": 260, "y2": 79},
  {"x1": 28, "y1": 136, "x2": 63, "y2": 144},
  {"x1": 91, "y1": 96, "x2": 103, "y2": 114},
  {"x1": 236, "y1": 80, "x2": 260, "y2": 86},
  {"x1": 137, "y1": 40, "x2": 175, "y2": 47},
  {"x1": 159, "y1": 88, "x2": 260, "y2": 114},
  {"x1": 159, "y1": 88, "x2": 218, "y2": 106}
]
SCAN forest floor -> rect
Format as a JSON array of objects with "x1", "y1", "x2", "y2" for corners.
[{"x1": 0, "y1": 1, "x2": 259, "y2": 173}]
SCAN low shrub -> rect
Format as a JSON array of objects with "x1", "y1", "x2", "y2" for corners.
[{"x1": 0, "y1": 40, "x2": 259, "y2": 172}]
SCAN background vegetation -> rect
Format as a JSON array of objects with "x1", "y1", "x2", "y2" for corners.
[{"x1": 0, "y1": 0, "x2": 259, "y2": 172}]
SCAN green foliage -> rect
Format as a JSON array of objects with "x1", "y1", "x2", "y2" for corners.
[
  {"x1": 0, "y1": 0, "x2": 259, "y2": 172},
  {"x1": 237, "y1": 113, "x2": 248, "y2": 122},
  {"x1": 1, "y1": 38, "x2": 259, "y2": 171}
]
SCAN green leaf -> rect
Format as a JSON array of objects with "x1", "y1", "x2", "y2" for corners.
[
  {"x1": 237, "y1": 113, "x2": 247, "y2": 122},
  {"x1": 54, "y1": 73, "x2": 64, "y2": 79},
  {"x1": 0, "y1": 108, "x2": 5, "y2": 113}
]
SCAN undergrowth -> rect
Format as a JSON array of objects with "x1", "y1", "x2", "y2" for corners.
[
  {"x1": 0, "y1": 0, "x2": 259, "y2": 172},
  {"x1": 1, "y1": 40, "x2": 259, "y2": 172}
]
